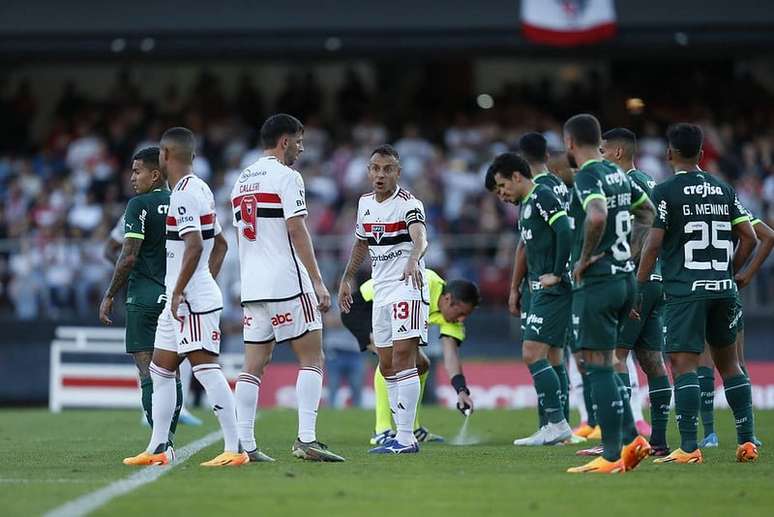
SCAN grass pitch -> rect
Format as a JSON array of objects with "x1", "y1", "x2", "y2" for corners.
[{"x1": 2, "y1": 407, "x2": 772, "y2": 516}]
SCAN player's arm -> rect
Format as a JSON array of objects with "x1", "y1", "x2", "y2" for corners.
[
  {"x1": 508, "y1": 239, "x2": 527, "y2": 316},
  {"x1": 287, "y1": 215, "x2": 331, "y2": 312},
  {"x1": 731, "y1": 220, "x2": 756, "y2": 275},
  {"x1": 339, "y1": 238, "x2": 369, "y2": 313},
  {"x1": 736, "y1": 220, "x2": 774, "y2": 288},
  {"x1": 208, "y1": 232, "x2": 228, "y2": 279},
  {"x1": 441, "y1": 336, "x2": 474, "y2": 414},
  {"x1": 170, "y1": 231, "x2": 204, "y2": 322},
  {"x1": 629, "y1": 188, "x2": 656, "y2": 261},
  {"x1": 636, "y1": 228, "x2": 664, "y2": 283},
  {"x1": 99, "y1": 237, "x2": 142, "y2": 325},
  {"x1": 573, "y1": 197, "x2": 607, "y2": 283},
  {"x1": 402, "y1": 219, "x2": 427, "y2": 289},
  {"x1": 539, "y1": 193, "x2": 571, "y2": 288}
]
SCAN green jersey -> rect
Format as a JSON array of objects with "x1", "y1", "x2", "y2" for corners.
[
  {"x1": 533, "y1": 172, "x2": 572, "y2": 212},
  {"x1": 519, "y1": 183, "x2": 572, "y2": 291},
  {"x1": 650, "y1": 170, "x2": 749, "y2": 300},
  {"x1": 570, "y1": 159, "x2": 649, "y2": 282},
  {"x1": 626, "y1": 168, "x2": 662, "y2": 279},
  {"x1": 123, "y1": 188, "x2": 170, "y2": 308}
]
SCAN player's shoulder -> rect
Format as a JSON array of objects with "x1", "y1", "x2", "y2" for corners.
[{"x1": 396, "y1": 187, "x2": 415, "y2": 201}]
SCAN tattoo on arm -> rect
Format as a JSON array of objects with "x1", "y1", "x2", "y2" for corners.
[
  {"x1": 343, "y1": 239, "x2": 369, "y2": 281},
  {"x1": 105, "y1": 238, "x2": 142, "y2": 298}
]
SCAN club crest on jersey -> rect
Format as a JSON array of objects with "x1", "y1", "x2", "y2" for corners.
[
  {"x1": 371, "y1": 224, "x2": 385, "y2": 243},
  {"x1": 522, "y1": 204, "x2": 532, "y2": 219}
]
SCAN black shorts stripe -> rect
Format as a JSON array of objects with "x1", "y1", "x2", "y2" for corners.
[{"x1": 366, "y1": 234, "x2": 411, "y2": 246}]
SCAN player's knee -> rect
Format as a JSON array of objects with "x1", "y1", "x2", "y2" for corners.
[
  {"x1": 522, "y1": 341, "x2": 548, "y2": 364},
  {"x1": 416, "y1": 353, "x2": 430, "y2": 375},
  {"x1": 614, "y1": 347, "x2": 629, "y2": 362},
  {"x1": 547, "y1": 347, "x2": 563, "y2": 366}
]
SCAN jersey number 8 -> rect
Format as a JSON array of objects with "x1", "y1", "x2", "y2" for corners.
[
  {"x1": 611, "y1": 211, "x2": 632, "y2": 261},
  {"x1": 240, "y1": 195, "x2": 258, "y2": 241}
]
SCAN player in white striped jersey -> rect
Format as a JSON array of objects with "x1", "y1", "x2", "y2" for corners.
[
  {"x1": 231, "y1": 114, "x2": 344, "y2": 463},
  {"x1": 123, "y1": 127, "x2": 247, "y2": 467},
  {"x1": 340, "y1": 144, "x2": 429, "y2": 454}
]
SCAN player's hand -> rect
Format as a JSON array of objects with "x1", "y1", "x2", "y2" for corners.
[
  {"x1": 629, "y1": 282, "x2": 645, "y2": 320},
  {"x1": 314, "y1": 279, "x2": 331, "y2": 313},
  {"x1": 401, "y1": 258, "x2": 423, "y2": 290},
  {"x1": 508, "y1": 288, "x2": 521, "y2": 317},
  {"x1": 170, "y1": 291, "x2": 185, "y2": 323},
  {"x1": 572, "y1": 253, "x2": 604, "y2": 285},
  {"x1": 99, "y1": 295, "x2": 113, "y2": 325},
  {"x1": 538, "y1": 273, "x2": 561, "y2": 288},
  {"x1": 456, "y1": 392, "x2": 474, "y2": 415},
  {"x1": 735, "y1": 272, "x2": 752, "y2": 290},
  {"x1": 338, "y1": 279, "x2": 353, "y2": 314}
]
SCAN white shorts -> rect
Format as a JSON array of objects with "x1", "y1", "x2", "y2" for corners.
[
  {"x1": 372, "y1": 299, "x2": 428, "y2": 348},
  {"x1": 243, "y1": 293, "x2": 322, "y2": 344},
  {"x1": 154, "y1": 304, "x2": 222, "y2": 355}
]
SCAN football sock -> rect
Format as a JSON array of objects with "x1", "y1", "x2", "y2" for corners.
[
  {"x1": 587, "y1": 364, "x2": 623, "y2": 462},
  {"x1": 648, "y1": 375, "x2": 672, "y2": 447},
  {"x1": 168, "y1": 378, "x2": 183, "y2": 446},
  {"x1": 413, "y1": 371, "x2": 428, "y2": 430},
  {"x1": 626, "y1": 356, "x2": 646, "y2": 423},
  {"x1": 147, "y1": 363, "x2": 176, "y2": 454},
  {"x1": 193, "y1": 363, "x2": 239, "y2": 453},
  {"x1": 529, "y1": 359, "x2": 564, "y2": 424},
  {"x1": 140, "y1": 377, "x2": 153, "y2": 427},
  {"x1": 697, "y1": 366, "x2": 715, "y2": 437},
  {"x1": 673, "y1": 372, "x2": 700, "y2": 453},
  {"x1": 373, "y1": 367, "x2": 393, "y2": 434},
  {"x1": 582, "y1": 372, "x2": 598, "y2": 427},
  {"x1": 723, "y1": 374, "x2": 755, "y2": 444},
  {"x1": 395, "y1": 368, "x2": 420, "y2": 445},
  {"x1": 179, "y1": 358, "x2": 192, "y2": 408},
  {"x1": 296, "y1": 366, "x2": 323, "y2": 443},
  {"x1": 235, "y1": 372, "x2": 261, "y2": 451},
  {"x1": 553, "y1": 364, "x2": 570, "y2": 423},
  {"x1": 616, "y1": 373, "x2": 638, "y2": 443}
]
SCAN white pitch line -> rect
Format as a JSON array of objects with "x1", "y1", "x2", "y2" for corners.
[{"x1": 43, "y1": 431, "x2": 221, "y2": 517}]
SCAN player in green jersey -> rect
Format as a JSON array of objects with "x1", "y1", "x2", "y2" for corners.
[
  {"x1": 487, "y1": 152, "x2": 574, "y2": 446},
  {"x1": 637, "y1": 123, "x2": 759, "y2": 464},
  {"x1": 99, "y1": 148, "x2": 183, "y2": 444},
  {"x1": 601, "y1": 128, "x2": 672, "y2": 456},
  {"x1": 563, "y1": 114, "x2": 656, "y2": 474},
  {"x1": 697, "y1": 206, "x2": 774, "y2": 448}
]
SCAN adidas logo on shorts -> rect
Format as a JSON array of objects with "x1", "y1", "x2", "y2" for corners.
[{"x1": 398, "y1": 325, "x2": 408, "y2": 333}]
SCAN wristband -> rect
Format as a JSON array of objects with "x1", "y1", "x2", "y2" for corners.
[{"x1": 451, "y1": 374, "x2": 469, "y2": 395}]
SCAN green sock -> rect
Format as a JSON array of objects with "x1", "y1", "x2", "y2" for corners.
[
  {"x1": 616, "y1": 373, "x2": 638, "y2": 443},
  {"x1": 374, "y1": 368, "x2": 393, "y2": 434},
  {"x1": 723, "y1": 374, "x2": 755, "y2": 444},
  {"x1": 587, "y1": 365, "x2": 623, "y2": 462},
  {"x1": 674, "y1": 372, "x2": 700, "y2": 453},
  {"x1": 167, "y1": 379, "x2": 183, "y2": 447},
  {"x1": 553, "y1": 364, "x2": 569, "y2": 423},
  {"x1": 697, "y1": 366, "x2": 716, "y2": 437},
  {"x1": 528, "y1": 359, "x2": 564, "y2": 425},
  {"x1": 582, "y1": 372, "x2": 597, "y2": 427},
  {"x1": 413, "y1": 372, "x2": 428, "y2": 430},
  {"x1": 140, "y1": 377, "x2": 153, "y2": 427},
  {"x1": 648, "y1": 375, "x2": 672, "y2": 447}
]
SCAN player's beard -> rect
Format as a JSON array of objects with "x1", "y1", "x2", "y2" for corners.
[
  {"x1": 284, "y1": 148, "x2": 297, "y2": 167},
  {"x1": 566, "y1": 152, "x2": 578, "y2": 169}
]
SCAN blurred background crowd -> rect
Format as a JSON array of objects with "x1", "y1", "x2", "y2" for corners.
[{"x1": 1, "y1": 63, "x2": 773, "y2": 333}]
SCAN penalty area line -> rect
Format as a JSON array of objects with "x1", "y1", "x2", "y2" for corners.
[{"x1": 43, "y1": 430, "x2": 222, "y2": 517}]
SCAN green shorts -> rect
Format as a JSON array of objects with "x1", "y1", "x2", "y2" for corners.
[
  {"x1": 618, "y1": 280, "x2": 664, "y2": 351},
  {"x1": 125, "y1": 306, "x2": 161, "y2": 354},
  {"x1": 664, "y1": 296, "x2": 737, "y2": 354},
  {"x1": 734, "y1": 295, "x2": 744, "y2": 332},
  {"x1": 572, "y1": 274, "x2": 635, "y2": 351},
  {"x1": 519, "y1": 280, "x2": 532, "y2": 333},
  {"x1": 522, "y1": 288, "x2": 571, "y2": 348},
  {"x1": 568, "y1": 312, "x2": 580, "y2": 353}
]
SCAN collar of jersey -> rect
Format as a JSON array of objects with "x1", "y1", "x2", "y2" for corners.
[
  {"x1": 532, "y1": 171, "x2": 550, "y2": 181},
  {"x1": 625, "y1": 168, "x2": 637, "y2": 175},
  {"x1": 522, "y1": 183, "x2": 538, "y2": 204},
  {"x1": 174, "y1": 174, "x2": 195, "y2": 189},
  {"x1": 580, "y1": 159, "x2": 603, "y2": 169}
]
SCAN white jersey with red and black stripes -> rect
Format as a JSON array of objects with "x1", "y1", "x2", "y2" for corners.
[
  {"x1": 356, "y1": 185, "x2": 429, "y2": 305},
  {"x1": 166, "y1": 173, "x2": 223, "y2": 313},
  {"x1": 231, "y1": 156, "x2": 313, "y2": 303}
]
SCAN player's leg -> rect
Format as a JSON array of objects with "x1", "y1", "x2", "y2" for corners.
[
  {"x1": 371, "y1": 302, "x2": 397, "y2": 443},
  {"x1": 570, "y1": 301, "x2": 599, "y2": 438},
  {"x1": 177, "y1": 358, "x2": 201, "y2": 426},
  {"x1": 411, "y1": 349, "x2": 443, "y2": 443},
  {"x1": 548, "y1": 346, "x2": 570, "y2": 423},
  {"x1": 697, "y1": 345, "x2": 718, "y2": 447},
  {"x1": 626, "y1": 354, "x2": 650, "y2": 436},
  {"x1": 391, "y1": 336, "x2": 421, "y2": 448},
  {"x1": 635, "y1": 348, "x2": 671, "y2": 454},
  {"x1": 612, "y1": 348, "x2": 638, "y2": 445},
  {"x1": 133, "y1": 351, "x2": 154, "y2": 426}
]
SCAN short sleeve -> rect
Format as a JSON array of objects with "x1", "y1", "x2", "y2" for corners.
[
  {"x1": 651, "y1": 184, "x2": 668, "y2": 230},
  {"x1": 172, "y1": 190, "x2": 201, "y2": 237},
  {"x1": 536, "y1": 188, "x2": 567, "y2": 226},
  {"x1": 440, "y1": 321, "x2": 466, "y2": 344},
  {"x1": 355, "y1": 199, "x2": 367, "y2": 240},
  {"x1": 730, "y1": 191, "x2": 751, "y2": 226},
  {"x1": 124, "y1": 198, "x2": 146, "y2": 240},
  {"x1": 629, "y1": 180, "x2": 649, "y2": 210},
  {"x1": 404, "y1": 198, "x2": 426, "y2": 228},
  {"x1": 574, "y1": 170, "x2": 605, "y2": 211},
  {"x1": 281, "y1": 171, "x2": 308, "y2": 219},
  {"x1": 111, "y1": 213, "x2": 126, "y2": 242}
]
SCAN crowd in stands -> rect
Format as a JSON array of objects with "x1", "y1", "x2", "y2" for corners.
[{"x1": 1, "y1": 66, "x2": 773, "y2": 326}]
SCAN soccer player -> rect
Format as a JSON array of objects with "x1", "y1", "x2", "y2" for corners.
[
  {"x1": 486, "y1": 152, "x2": 574, "y2": 445},
  {"x1": 697, "y1": 209, "x2": 774, "y2": 448},
  {"x1": 339, "y1": 144, "x2": 429, "y2": 454},
  {"x1": 563, "y1": 114, "x2": 655, "y2": 474},
  {"x1": 231, "y1": 114, "x2": 344, "y2": 463},
  {"x1": 637, "y1": 123, "x2": 759, "y2": 464},
  {"x1": 600, "y1": 128, "x2": 672, "y2": 456},
  {"x1": 123, "y1": 127, "x2": 246, "y2": 467},
  {"x1": 340, "y1": 268, "x2": 479, "y2": 445}
]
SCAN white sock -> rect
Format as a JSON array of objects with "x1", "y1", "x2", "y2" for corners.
[
  {"x1": 179, "y1": 358, "x2": 192, "y2": 409},
  {"x1": 147, "y1": 363, "x2": 176, "y2": 453},
  {"x1": 395, "y1": 368, "x2": 420, "y2": 446},
  {"x1": 192, "y1": 363, "x2": 239, "y2": 453},
  {"x1": 235, "y1": 373, "x2": 261, "y2": 452},
  {"x1": 568, "y1": 356, "x2": 587, "y2": 422},
  {"x1": 296, "y1": 366, "x2": 323, "y2": 443},
  {"x1": 626, "y1": 355, "x2": 646, "y2": 422}
]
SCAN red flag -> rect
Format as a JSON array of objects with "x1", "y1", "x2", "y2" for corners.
[{"x1": 522, "y1": 0, "x2": 617, "y2": 47}]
